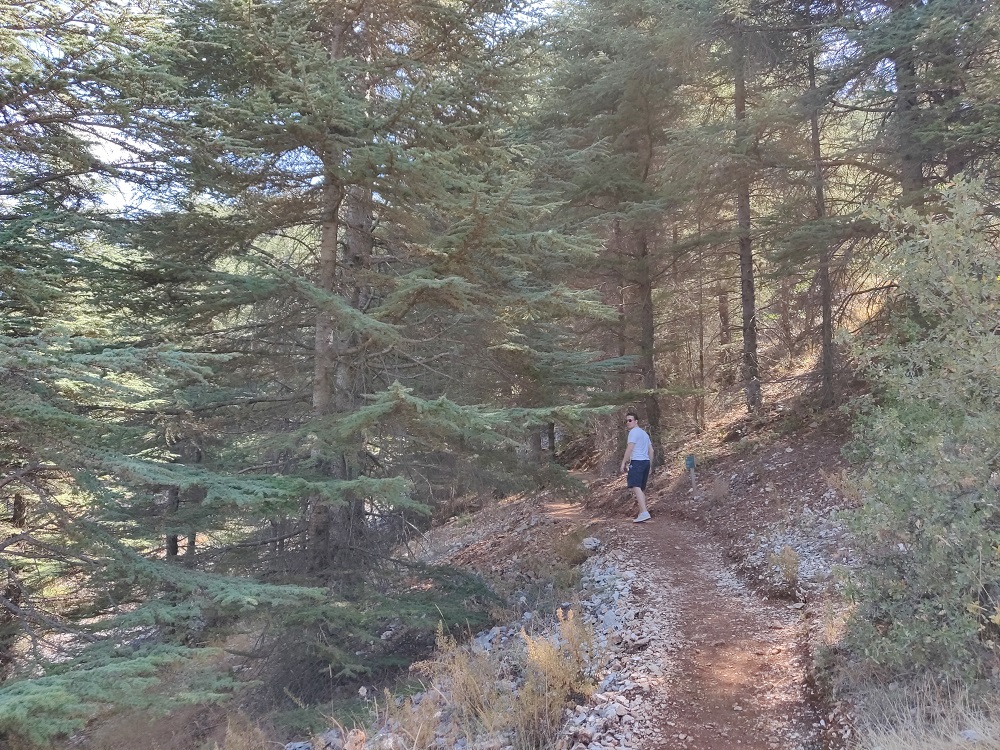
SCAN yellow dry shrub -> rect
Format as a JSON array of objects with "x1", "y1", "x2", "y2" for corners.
[
  {"x1": 430, "y1": 626, "x2": 504, "y2": 734},
  {"x1": 853, "y1": 684, "x2": 1000, "y2": 750},
  {"x1": 768, "y1": 544, "x2": 800, "y2": 593},
  {"x1": 215, "y1": 714, "x2": 271, "y2": 750},
  {"x1": 378, "y1": 688, "x2": 443, "y2": 750},
  {"x1": 511, "y1": 609, "x2": 595, "y2": 749},
  {"x1": 384, "y1": 612, "x2": 597, "y2": 750}
]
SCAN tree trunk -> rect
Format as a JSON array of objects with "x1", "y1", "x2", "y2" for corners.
[
  {"x1": 531, "y1": 429, "x2": 544, "y2": 465},
  {"x1": 895, "y1": 58, "x2": 923, "y2": 201},
  {"x1": 612, "y1": 218, "x2": 629, "y2": 393},
  {"x1": 312, "y1": 180, "x2": 345, "y2": 420},
  {"x1": 808, "y1": 14, "x2": 836, "y2": 408},
  {"x1": 309, "y1": 177, "x2": 345, "y2": 572},
  {"x1": 309, "y1": 175, "x2": 375, "y2": 574},
  {"x1": 696, "y1": 247, "x2": 706, "y2": 430},
  {"x1": 166, "y1": 487, "x2": 180, "y2": 561},
  {"x1": 332, "y1": 184, "x2": 374, "y2": 573},
  {"x1": 184, "y1": 530, "x2": 197, "y2": 568},
  {"x1": 0, "y1": 493, "x2": 26, "y2": 678},
  {"x1": 734, "y1": 30, "x2": 761, "y2": 412},
  {"x1": 892, "y1": 14, "x2": 923, "y2": 204},
  {"x1": 11, "y1": 492, "x2": 25, "y2": 527},
  {"x1": 718, "y1": 287, "x2": 731, "y2": 347},
  {"x1": 636, "y1": 230, "x2": 662, "y2": 463}
]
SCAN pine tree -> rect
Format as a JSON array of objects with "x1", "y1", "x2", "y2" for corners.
[
  {"x1": 0, "y1": 0, "x2": 620, "y2": 741},
  {"x1": 531, "y1": 0, "x2": 715, "y2": 451},
  {"x1": 827, "y1": 0, "x2": 1000, "y2": 203},
  {"x1": 118, "y1": 0, "x2": 614, "y2": 568}
]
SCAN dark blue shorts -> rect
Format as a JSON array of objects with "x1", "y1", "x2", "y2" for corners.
[{"x1": 627, "y1": 460, "x2": 651, "y2": 490}]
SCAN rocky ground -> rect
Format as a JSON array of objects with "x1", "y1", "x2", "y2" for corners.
[{"x1": 288, "y1": 390, "x2": 860, "y2": 750}]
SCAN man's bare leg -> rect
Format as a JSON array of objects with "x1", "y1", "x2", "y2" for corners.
[{"x1": 632, "y1": 487, "x2": 649, "y2": 516}]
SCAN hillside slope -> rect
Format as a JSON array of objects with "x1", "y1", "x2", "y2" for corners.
[{"x1": 385, "y1": 394, "x2": 856, "y2": 750}]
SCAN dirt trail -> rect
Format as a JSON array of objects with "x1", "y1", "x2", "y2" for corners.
[
  {"x1": 547, "y1": 497, "x2": 820, "y2": 750},
  {"x1": 629, "y1": 511, "x2": 817, "y2": 749}
]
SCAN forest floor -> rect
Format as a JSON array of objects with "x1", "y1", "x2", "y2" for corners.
[{"x1": 418, "y1": 379, "x2": 857, "y2": 750}]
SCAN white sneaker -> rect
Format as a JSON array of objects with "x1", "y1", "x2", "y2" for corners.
[{"x1": 633, "y1": 511, "x2": 651, "y2": 523}]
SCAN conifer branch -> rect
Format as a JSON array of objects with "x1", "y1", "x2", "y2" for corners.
[{"x1": 0, "y1": 464, "x2": 59, "y2": 491}]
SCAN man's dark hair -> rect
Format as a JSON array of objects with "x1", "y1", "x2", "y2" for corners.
[{"x1": 625, "y1": 410, "x2": 639, "y2": 422}]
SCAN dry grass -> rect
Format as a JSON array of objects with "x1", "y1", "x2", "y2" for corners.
[
  {"x1": 853, "y1": 684, "x2": 1000, "y2": 750},
  {"x1": 767, "y1": 544, "x2": 800, "y2": 594},
  {"x1": 707, "y1": 474, "x2": 731, "y2": 503},
  {"x1": 384, "y1": 612, "x2": 596, "y2": 750},
  {"x1": 818, "y1": 597, "x2": 852, "y2": 652},
  {"x1": 553, "y1": 525, "x2": 593, "y2": 567},
  {"x1": 435, "y1": 631, "x2": 505, "y2": 735},
  {"x1": 511, "y1": 608, "x2": 595, "y2": 748},
  {"x1": 822, "y1": 468, "x2": 863, "y2": 508},
  {"x1": 214, "y1": 714, "x2": 272, "y2": 750},
  {"x1": 80, "y1": 702, "x2": 228, "y2": 750},
  {"x1": 379, "y1": 687, "x2": 445, "y2": 750}
]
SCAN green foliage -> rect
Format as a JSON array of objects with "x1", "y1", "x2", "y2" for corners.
[
  {"x1": 845, "y1": 183, "x2": 1000, "y2": 678},
  {"x1": 250, "y1": 564, "x2": 495, "y2": 707},
  {"x1": 0, "y1": 646, "x2": 237, "y2": 745}
]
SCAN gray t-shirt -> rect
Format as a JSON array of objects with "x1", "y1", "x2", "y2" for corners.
[{"x1": 627, "y1": 426, "x2": 652, "y2": 461}]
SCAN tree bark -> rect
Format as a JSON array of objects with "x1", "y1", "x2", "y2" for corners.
[
  {"x1": 808, "y1": 13, "x2": 836, "y2": 408},
  {"x1": 11, "y1": 492, "x2": 25, "y2": 527},
  {"x1": 531, "y1": 429, "x2": 544, "y2": 466},
  {"x1": 636, "y1": 230, "x2": 662, "y2": 463},
  {"x1": 184, "y1": 530, "x2": 197, "y2": 568},
  {"x1": 310, "y1": 181, "x2": 375, "y2": 573},
  {"x1": 309, "y1": 177, "x2": 345, "y2": 572},
  {"x1": 612, "y1": 218, "x2": 629, "y2": 393},
  {"x1": 1, "y1": 493, "x2": 26, "y2": 678},
  {"x1": 696, "y1": 249, "x2": 706, "y2": 431},
  {"x1": 166, "y1": 487, "x2": 180, "y2": 561},
  {"x1": 895, "y1": 57, "x2": 923, "y2": 202},
  {"x1": 891, "y1": 0, "x2": 923, "y2": 204},
  {"x1": 312, "y1": 180, "x2": 345, "y2": 420},
  {"x1": 734, "y1": 29, "x2": 761, "y2": 412},
  {"x1": 309, "y1": 9, "x2": 372, "y2": 574}
]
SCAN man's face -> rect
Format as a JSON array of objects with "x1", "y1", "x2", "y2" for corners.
[{"x1": 625, "y1": 416, "x2": 636, "y2": 429}]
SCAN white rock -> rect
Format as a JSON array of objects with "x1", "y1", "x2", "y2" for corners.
[{"x1": 960, "y1": 729, "x2": 986, "y2": 742}]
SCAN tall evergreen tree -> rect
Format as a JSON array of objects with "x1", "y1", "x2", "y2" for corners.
[
  {"x1": 1, "y1": 0, "x2": 617, "y2": 741},
  {"x1": 828, "y1": 0, "x2": 1000, "y2": 203},
  {"x1": 0, "y1": 1, "x2": 323, "y2": 739},
  {"x1": 122, "y1": 0, "x2": 613, "y2": 571},
  {"x1": 533, "y1": 0, "x2": 713, "y2": 452}
]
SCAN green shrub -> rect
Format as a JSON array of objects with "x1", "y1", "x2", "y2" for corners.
[{"x1": 845, "y1": 183, "x2": 1000, "y2": 679}]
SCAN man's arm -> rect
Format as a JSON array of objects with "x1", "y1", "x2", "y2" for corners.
[{"x1": 620, "y1": 442, "x2": 635, "y2": 473}]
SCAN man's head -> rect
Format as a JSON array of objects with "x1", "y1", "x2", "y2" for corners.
[{"x1": 624, "y1": 411, "x2": 639, "y2": 427}]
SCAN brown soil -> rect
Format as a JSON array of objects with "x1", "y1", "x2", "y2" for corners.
[{"x1": 602, "y1": 509, "x2": 814, "y2": 749}]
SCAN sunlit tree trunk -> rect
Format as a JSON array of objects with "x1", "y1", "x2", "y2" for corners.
[
  {"x1": 807, "y1": 11, "x2": 836, "y2": 408},
  {"x1": 734, "y1": 28, "x2": 761, "y2": 412}
]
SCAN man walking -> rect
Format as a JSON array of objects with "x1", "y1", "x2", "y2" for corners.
[{"x1": 620, "y1": 411, "x2": 653, "y2": 523}]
